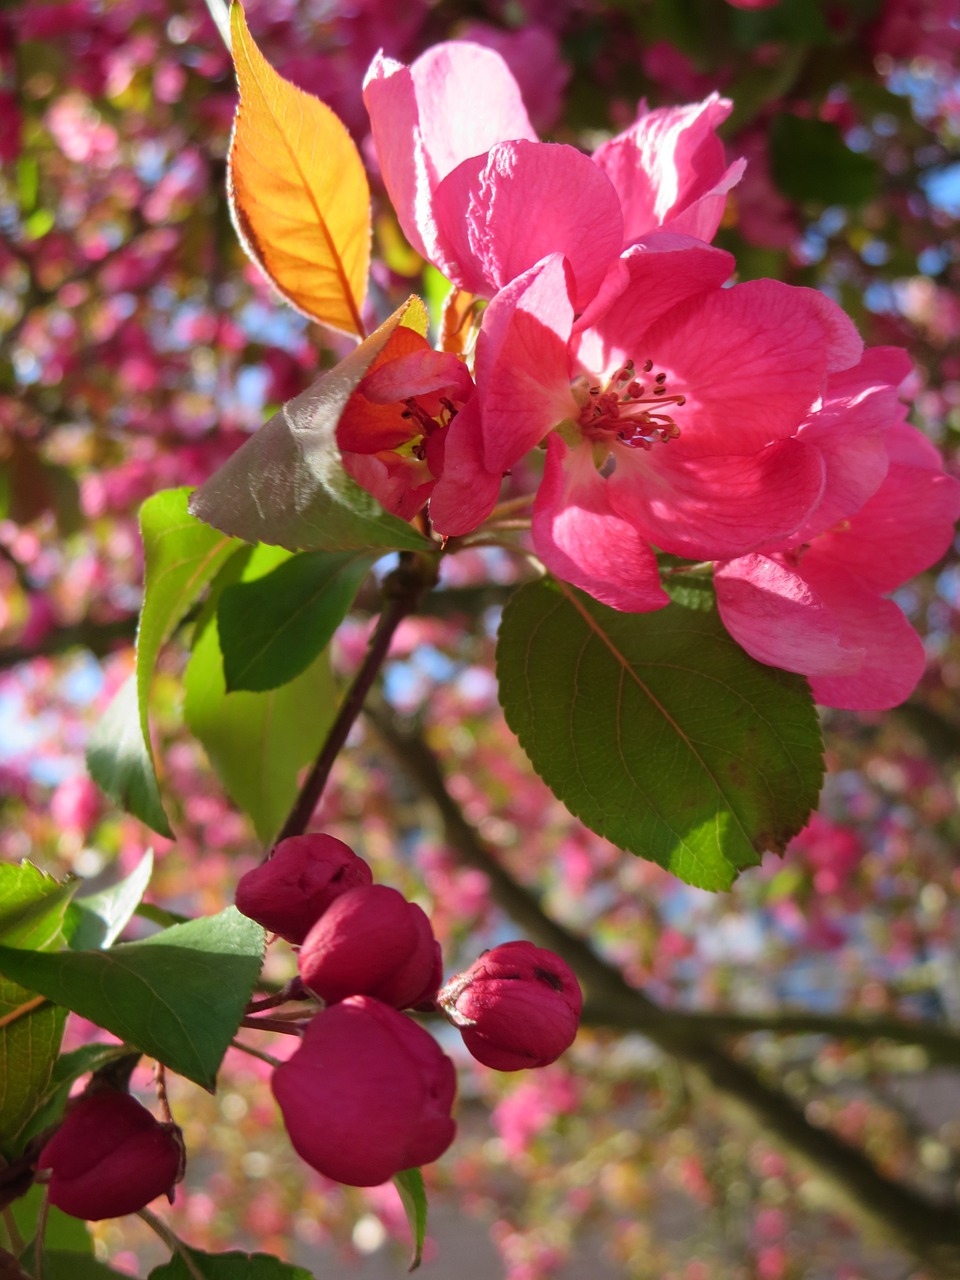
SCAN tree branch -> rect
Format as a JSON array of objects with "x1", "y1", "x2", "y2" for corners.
[{"x1": 367, "y1": 703, "x2": 960, "y2": 1277}]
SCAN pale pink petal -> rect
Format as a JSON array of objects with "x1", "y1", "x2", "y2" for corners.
[
  {"x1": 592, "y1": 94, "x2": 738, "y2": 242},
  {"x1": 803, "y1": 454, "x2": 960, "y2": 594},
  {"x1": 638, "y1": 280, "x2": 840, "y2": 457},
  {"x1": 791, "y1": 287, "x2": 863, "y2": 373},
  {"x1": 532, "y1": 437, "x2": 669, "y2": 612},
  {"x1": 607, "y1": 437, "x2": 825, "y2": 560},
  {"x1": 434, "y1": 140, "x2": 624, "y2": 308},
  {"x1": 573, "y1": 234, "x2": 735, "y2": 375},
  {"x1": 428, "y1": 398, "x2": 502, "y2": 536},
  {"x1": 802, "y1": 563, "x2": 928, "y2": 711},
  {"x1": 364, "y1": 43, "x2": 536, "y2": 267},
  {"x1": 475, "y1": 254, "x2": 578, "y2": 474},
  {"x1": 715, "y1": 554, "x2": 860, "y2": 675}
]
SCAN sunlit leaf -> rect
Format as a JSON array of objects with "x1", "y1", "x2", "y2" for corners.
[
  {"x1": 184, "y1": 545, "x2": 339, "y2": 842},
  {"x1": 229, "y1": 1, "x2": 370, "y2": 336},
  {"x1": 0, "y1": 908, "x2": 265, "y2": 1092},
  {"x1": 497, "y1": 580, "x2": 823, "y2": 890},
  {"x1": 149, "y1": 1248, "x2": 312, "y2": 1279},
  {"x1": 394, "y1": 1168, "x2": 428, "y2": 1271},
  {"x1": 67, "y1": 850, "x2": 154, "y2": 950}
]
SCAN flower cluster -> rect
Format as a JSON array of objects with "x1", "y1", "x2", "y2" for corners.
[
  {"x1": 235, "y1": 834, "x2": 582, "y2": 1186},
  {"x1": 344, "y1": 41, "x2": 960, "y2": 712}
]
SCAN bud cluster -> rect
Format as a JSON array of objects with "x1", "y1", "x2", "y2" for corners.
[{"x1": 235, "y1": 833, "x2": 583, "y2": 1187}]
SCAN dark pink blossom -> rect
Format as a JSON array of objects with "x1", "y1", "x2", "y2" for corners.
[
  {"x1": 37, "y1": 1091, "x2": 183, "y2": 1220},
  {"x1": 235, "y1": 833, "x2": 373, "y2": 944},
  {"x1": 439, "y1": 941, "x2": 583, "y2": 1071},
  {"x1": 298, "y1": 884, "x2": 441, "y2": 1010},
  {"x1": 271, "y1": 996, "x2": 456, "y2": 1186}
]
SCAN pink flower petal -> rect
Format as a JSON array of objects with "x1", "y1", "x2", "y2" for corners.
[
  {"x1": 638, "y1": 280, "x2": 841, "y2": 457},
  {"x1": 364, "y1": 43, "x2": 536, "y2": 266},
  {"x1": 592, "y1": 94, "x2": 741, "y2": 243},
  {"x1": 428, "y1": 397, "x2": 502, "y2": 536},
  {"x1": 360, "y1": 348, "x2": 474, "y2": 403},
  {"x1": 608, "y1": 437, "x2": 825, "y2": 560},
  {"x1": 532, "y1": 437, "x2": 669, "y2": 612},
  {"x1": 434, "y1": 140, "x2": 624, "y2": 308},
  {"x1": 715, "y1": 554, "x2": 860, "y2": 675},
  {"x1": 475, "y1": 253, "x2": 578, "y2": 474},
  {"x1": 802, "y1": 563, "x2": 928, "y2": 711},
  {"x1": 803, "y1": 448, "x2": 960, "y2": 594},
  {"x1": 573, "y1": 234, "x2": 735, "y2": 375}
]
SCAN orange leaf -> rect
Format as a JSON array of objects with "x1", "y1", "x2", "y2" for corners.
[{"x1": 228, "y1": 2, "x2": 370, "y2": 337}]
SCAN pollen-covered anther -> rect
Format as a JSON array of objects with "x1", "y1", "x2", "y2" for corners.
[{"x1": 578, "y1": 359, "x2": 686, "y2": 448}]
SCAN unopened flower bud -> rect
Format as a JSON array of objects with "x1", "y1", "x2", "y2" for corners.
[
  {"x1": 36, "y1": 1090, "x2": 183, "y2": 1220},
  {"x1": 272, "y1": 995, "x2": 456, "y2": 1186},
  {"x1": 298, "y1": 884, "x2": 441, "y2": 1009},
  {"x1": 439, "y1": 941, "x2": 583, "y2": 1071},
  {"x1": 235, "y1": 833, "x2": 373, "y2": 944}
]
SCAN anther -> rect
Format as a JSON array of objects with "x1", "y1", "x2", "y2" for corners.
[{"x1": 655, "y1": 372, "x2": 667, "y2": 385}]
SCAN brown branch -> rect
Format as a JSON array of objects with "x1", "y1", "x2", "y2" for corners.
[{"x1": 367, "y1": 704, "x2": 960, "y2": 1277}]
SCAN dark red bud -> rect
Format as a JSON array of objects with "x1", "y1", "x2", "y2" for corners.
[
  {"x1": 36, "y1": 1091, "x2": 183, "y2": 1220},
  {"x1": 235, "y1": 833, "x2": 373, "y2": 944},
  {"x1": 271, "y1": 995, "x2": 456, "y2": 1186},
  {"x1": 298, "y1": 884, "x2": 441, "y2": 1010},
  {"x1": 438, "y1": 941, "x2": 582, "y2": 1071}
]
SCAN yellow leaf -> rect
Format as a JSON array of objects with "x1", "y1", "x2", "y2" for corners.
[{"x1": 228, "y1": 2, "x2": 370, "y2": 337}]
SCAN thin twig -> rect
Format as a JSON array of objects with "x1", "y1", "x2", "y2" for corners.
[
  {"x1": 138, "y1": 1209, "x2": 205, "y2": 1280},
  {"x1": 230, "y1": 1039, "x2": 283, "y2": 1068}
]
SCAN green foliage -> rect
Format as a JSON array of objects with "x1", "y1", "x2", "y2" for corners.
[
  {"x1": 770, "y1": 114, "x2": 879, "y2": 206},
  {"x1": 0, "y1": 908, "x2": 264, "y2": 1092},
  {"x1": 496, "y1": 580, "x2": 824, "y2": 890},
  {"x1": 184, "y1": 545, "x2": 339, "y2": 842},
  {"x1": 7, "y1": 1184, "x2": 93, "y2": 1258},
  {"x1": 87, "y1": 675, "x2": 173, "y2": 838},
  {"x1": 67, "y1": 851, "x2": 154, "y2": 951},
  {"x1": 188, "y1": 300, "x2": 434, "y2": 554},
  {"x1": 394, "y1": 1168, "x2": 428, "y2": 1271},
  {"x1": 218, "y1": 550, "x2": 374, "y2": 693},
  {"x1": 0, "y1": 865, "x2": 74, "y2": 1159},
  {"x1": 148, "y1": 1249, "x2": 313, "y2": 1279}
]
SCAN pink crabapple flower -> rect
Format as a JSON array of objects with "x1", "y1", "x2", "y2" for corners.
[
  {"x1": 363, "y1": 41, "x2": 743, "y2": 304},
  {"x1": 336, "y1": 324, "x2": 475, "y2": 520},
  {"x1": 298, "y1": 883, "x2": 442, "y2": 1010},
  {"x1": 439, "y1": 941, "x2": 583, "y2": 1071},
  {"x1": 271, "y1": 995, "x2": 456, "y2": 1187},
  {"x1": 431, "y1": 237, "x2": 860, "y2": 611},
  {"x1": 37, "y1": 1090, "x2": 183, "y2": 1220},
  {"x1": 234, "y1": 832, "x2": 373, "y2": 944},
  {"x1": 714, "y1": 349, "x2": 960, "y2": 709}
]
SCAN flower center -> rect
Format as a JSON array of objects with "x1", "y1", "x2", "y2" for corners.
[
  {"x1": 400, "y1": 396, "x2": 460, "y2": 461},
  {"x1": 574, "y1": 359, "x2": 686, "y2": 451}
]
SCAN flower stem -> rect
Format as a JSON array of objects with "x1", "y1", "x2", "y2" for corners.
[
  {"x1": 138, "y1": 1209, "x2": 205, "y2": 1280},
  {"x1": 230, "y1": 1039, "x2": 284, "y2": 1068},
  {"x1": 273, "y1": 551, "x2": 438, "y2": 845}
]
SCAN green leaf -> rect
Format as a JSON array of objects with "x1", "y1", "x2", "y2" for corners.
[
  {"x1": 18, "y1": 1250, "x2": 131, "y2": 1280},
  {"x1": 218, "y1": 550, "x2": 374, "y2": 693},
  {"x1": 0, "y1": 908, "x2": 265, "y2": 1092},
  {"x1": 67, "y1": 851, "x2": 154, "y2": 950},
  {"x1": 149, "y1": 1248, "x2": 312, "y2": 1279},
  {"x1": 770, "y1": 114, "x2": 878, "y2": 207},
  {"x1": 496, "y1": 580, "x2": 823, "y2": 891},
  {"x1": 8, "y1": 1185, "x2": 93, "y2": 1257},
  {"x1": 189, "y1": 298, "x2": 434, "y2": 554},
  {"x1": 87, "y1": 675, "x2": 173, "y2": 839},
  {"x1": 185, "y1": 545, "x2": 339, "y2": 842},
  {"x1": 0, "y1": 865, "x2": 73, "y2": 1159},
  {"x1": 394, "y1": 1168, "x2": 428, "y2": 1272}
]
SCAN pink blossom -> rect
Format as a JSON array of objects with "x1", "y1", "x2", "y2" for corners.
[
  {"x1": 457, "y1": 23, "x2": 570, "y2": 132},
  {"x1": 715, "y1": 349, "x2": 960, "y2": 709},
  {"x1": 432, "y1": 239, "x2": 857, "y2": 610},
  {"x1": 363, "y1": 42, "x2": 741, "y2": 299}
]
